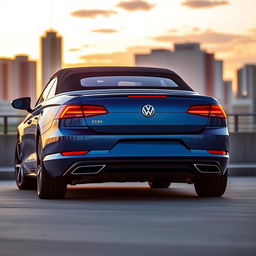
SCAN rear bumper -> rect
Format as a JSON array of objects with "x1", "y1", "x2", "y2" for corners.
[
  {"x1": 43, "y1": 154, "x2": 229, "y2": 184},
  {"x1": 42, "y1": 127, "x2": 229, "y2": 183}
]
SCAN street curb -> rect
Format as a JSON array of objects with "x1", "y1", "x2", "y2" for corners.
[{"x1": 1, "y1": 165, "x2": 256, "y2": 180}]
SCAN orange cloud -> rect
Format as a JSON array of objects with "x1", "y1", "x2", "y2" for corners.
[
  {"x1": 169, "y1": 29, "x2": 179, "y2": 33},
  {"x1": 68, "y1": 48, "x2": 82, "y2": 52},
  {"x1": 91, "y1": 28, "x2": 119, "y2": 33},
  {"x1": 117, "y1": 0, "x2": 155, "y2": 11},
  {"x1": 181, "y1": 0, "x2": 229, "y2": 9},
  {"x1": 79, "y1": 52, "x2": 133, "y2": 66},
  {"x1": 71, "y1": 9, "x2": 117, "y2": 18},
  {"x1": 127, "y1": 45, "x2": 165, "y2": 54},
  {"x1": 154, "y1": 30, "x2": 252, "y2": 44},
  {"x1": 249, "y1": 28, "x2": 256, "y2": 34}
]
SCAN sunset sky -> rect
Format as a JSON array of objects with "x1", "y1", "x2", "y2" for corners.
[{"x1": 0, "y1": 0, "x2": 256, "y2": 86}]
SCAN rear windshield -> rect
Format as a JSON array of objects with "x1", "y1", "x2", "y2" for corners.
[
  {"x1": 80, "y1": 76, "x2": 179, "y2": 88},
  {"x1": 55, "y1": 72, "x2": 193, "y2": 94}
]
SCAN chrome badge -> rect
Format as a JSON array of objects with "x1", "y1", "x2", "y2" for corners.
[{"x1": 141, "y1": 104, "x2": 155, "y2": 117}]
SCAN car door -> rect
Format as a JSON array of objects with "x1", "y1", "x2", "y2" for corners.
[{"x1": 20, "y1": 78, "x2": 57, "y2": 172}]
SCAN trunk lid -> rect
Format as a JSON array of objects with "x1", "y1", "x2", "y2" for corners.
[{"x1": 78, "y1": 89, "x2": 210, "y2": 134}]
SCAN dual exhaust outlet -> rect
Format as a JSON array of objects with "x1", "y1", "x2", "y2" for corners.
[
  {"x1": 193, "y1": 164, "x2": 222, "y2": 174},
  {"x1": 71, "y1": 165, "x2": 106, "y2": 175},
  {"x1": 69, "y1": 163, "x2": 222, "y2": 175}
]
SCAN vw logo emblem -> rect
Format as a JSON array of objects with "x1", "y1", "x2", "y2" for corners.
[{"x1": 141, "y1": 104, "x2": 155, "y2": 117}]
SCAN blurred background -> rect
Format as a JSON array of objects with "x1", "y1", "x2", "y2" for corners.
[{"x1": 0, "y1": 0, "x2": 256, "y2": 133}]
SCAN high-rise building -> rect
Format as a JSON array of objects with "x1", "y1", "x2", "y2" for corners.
[
  {"x1": 232, "y1": 64, "x2": 256, "y2": 130},
  {"x1": 236, "y1": 64, "x2": 256, "y2": 113},
  {"x1": 223, "y1": 80, "x2": 233, "y2": 112},
  {"x1": 0, "y1": 55, "x2": 36, "y2": 104},
  {"x1": 237, "y1": 64, "x2": 256, "y2": 98},
  {"x1": 12, "y1": 55, "x2": 36, "y2": 104},
  {"x1": 41, "y1": 30, "x2": 62, "y2": 89},
  {"x1": 135, "y1": 43, "x2": 224, "y2": 102},
  {"x1": 237, "y1": 68, "x2": 245, "y2": 97},
  {"x1": 0, "y1": 58, "x2": 12, "y2": 101},
  {"x1": 135, "y1": 49, "x2": 172, "y2": 69},
  {"x1": 215, "y1": 60, "x2": 224, "y2": 102}
]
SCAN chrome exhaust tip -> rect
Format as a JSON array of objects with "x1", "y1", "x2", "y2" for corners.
[
  {"x1": 194, "y1": 164, "x2": 222, "y2": 174},
  {"x1": 71, "y1": 165, "x2": 105, "y2": 175}
]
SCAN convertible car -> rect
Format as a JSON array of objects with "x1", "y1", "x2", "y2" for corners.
[{"x1": 12, "y1": 67, "x2": 229, "y2": 199}]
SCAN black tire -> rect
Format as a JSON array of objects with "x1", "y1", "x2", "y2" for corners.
[
  {"x1": 148, "y1": 180, "x2": 171, "y2": 189},
  {"x1": 15, "y1": 142, "x2": 37, "y2": 190},
  {"x1": 37, "y1": 136, "x2": 67, "y2": 199},
  {"x1": 194, "y1": 170, "x2": 228, "y2": 197}
]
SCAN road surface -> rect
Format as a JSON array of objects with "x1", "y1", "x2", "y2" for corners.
[{"x1": 0, "y1": 178, "x2": 255, "y2": 256}]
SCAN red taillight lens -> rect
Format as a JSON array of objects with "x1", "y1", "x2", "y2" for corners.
[
  {"x1": 58, "y1": 105, "x2": 108, "y2": 119},
  {"x1": 187, "y1": 105, "x2": 226, "y2": 119},
  {"x1": 128, "y1": 95, "x2": 167, "y2": 98},
  {"x1": 61, "y1": 150, "x2": 89, "y2": 156},
  {"x1": 208, "y1": 150, "x2": 227, "y2": 155},
  {"x1": 82, "y1": 105, "x2": 108, "y2": 117},
  {"x1": 209, "y1": 105, "x2": 227, "y2": 118},
  {"x1": 187, "y1": 105, "x2": 210, "y2": 117},
  {"x1": 59, "y1": 105, "x2": 84, "y2": 119}
]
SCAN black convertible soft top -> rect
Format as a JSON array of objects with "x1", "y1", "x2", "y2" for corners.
[{"x1": 52, "y1": 66, "x2": 193, "y2": 94}]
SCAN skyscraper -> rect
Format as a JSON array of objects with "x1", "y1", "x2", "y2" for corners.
[
  {"x1": 214, "y1": 60, "x2": 224, "y2": 103},
  {"x1": 237, "y1": 64, "x2": 256, "y2": 99},
  {"x1": 41, "y1": 30, "x2": 62, "y2": 89},
  {"x1": 0, "y1": 58, "x2": 12, "y2": 101},
  {"x1": 223, "y1": 80, "x2": 233, "y2": 112},
  {"x1": 232, "y1": 64, "x2": 255, "y2": 132},
  {"x1": 0, "y1": 55, "x2": 36, "y2": 104},
  {"x1": 135, "y1": 43, "x2": 224, "y2": 102},
  {"x1": 12, "y1": 55, "x2": 36, "y2": 104},
  {"x1": 236, "y1": 64, "x2": 256, "y2": 113}
]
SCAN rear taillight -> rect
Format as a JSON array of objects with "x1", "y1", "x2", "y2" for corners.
[
  {"x1": 58, "y1": 105, "x2": 108, "y2": 119},
  {"x1": 59, "y1": 105, "x2": 83, "y2": 119},
  {"x1": 83, "y1": 105, "x2": 108, "y2": 117},
  {"x1": 208, "y1": 150, "x2": 227, "y2": 155},
  {"x1": 187, "y1": 105, "x2": 226, "y2": 118},
  {"x1": 61, "y1": 150, "x2": 89, "y2": 156},
  {"x1": 209, "y1": 105, "x2": 227, "y2": 118}
]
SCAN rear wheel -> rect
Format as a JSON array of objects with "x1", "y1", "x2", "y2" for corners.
[
  {"x1": 194, "y1": 170, "x2": 228, "y2": 197},
  {"x1": 15, "y1": 142, "x2": 36, "y2": 190},
  {"x1": 148, "y1": 180, "x2": 171, "y2": 189},
  {"x1": 37, "y1": 136, "x2": 67, "y2": 199}
]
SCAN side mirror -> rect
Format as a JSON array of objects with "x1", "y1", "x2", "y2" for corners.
[{"x1": 11, "y1": 97, "x2": 33, "y2": 113}]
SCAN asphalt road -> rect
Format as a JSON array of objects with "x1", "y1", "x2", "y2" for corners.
[{"x1": 0, "y1": 178, "x2": 255, "y2": 256}]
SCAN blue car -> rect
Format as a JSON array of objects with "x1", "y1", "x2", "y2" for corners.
[{"x1": 12, "y1": 67, "x2": 229, "y2": 199}]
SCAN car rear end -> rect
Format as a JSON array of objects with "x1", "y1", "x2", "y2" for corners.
[
  {"x1": 41, "y1": 68, "x2": 229, "y2": 197},
  {"x1": 43, "y1": 92, "x2": 228, "y2": 181}
]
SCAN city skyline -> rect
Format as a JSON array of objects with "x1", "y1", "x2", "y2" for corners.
[
  {"x1": 0, "y1": 31, "x2": 254, "y2": 115},
  {"x1": 0, "y1": 0, "x2": 256, "y2": 89}
]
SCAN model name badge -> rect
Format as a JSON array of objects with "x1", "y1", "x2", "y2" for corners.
[{"x1": 91, "y1": 120, "x2": 103, "y2": 124}]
